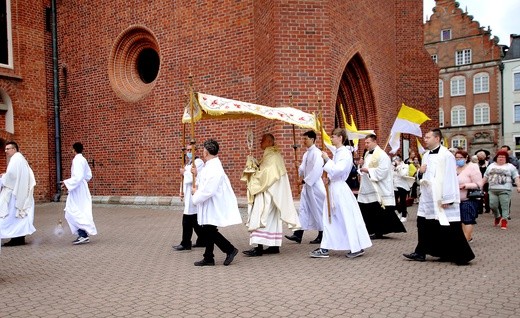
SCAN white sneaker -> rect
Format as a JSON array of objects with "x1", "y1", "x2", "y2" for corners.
[
  {"x1": 72, "y1": 236, "x2": 90, "y2": 245},
  {"x1": 309, "y1": 248, "x2": 329, "y2": 258},
  {"x1": 401, "y1": 217, "x2": 407, "y2": 222}
]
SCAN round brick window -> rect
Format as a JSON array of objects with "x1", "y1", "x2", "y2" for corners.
[{"x1": 108, "y1": 26, "x2": 161, "y2": 102}]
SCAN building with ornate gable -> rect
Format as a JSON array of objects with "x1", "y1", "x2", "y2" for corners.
[{"x1": 424, "y1": 0, "x2": 504, "y2": 156}]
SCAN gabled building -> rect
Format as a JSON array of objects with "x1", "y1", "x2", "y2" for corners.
[
  {"x1": 424, "y1": 0, "x2": 503, "y2": 155},
  {"x1": 502, "y1": 35, "x2": 520, "y2": 158}
]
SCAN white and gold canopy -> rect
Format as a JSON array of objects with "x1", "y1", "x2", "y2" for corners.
[{"x1": 182, "y1": 92, "x2": 317, "y2": 130}]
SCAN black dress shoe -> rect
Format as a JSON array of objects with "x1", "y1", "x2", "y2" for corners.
[
  {"x1": 242, "y1": 248, "x2": 263, "y2": 257},
  {"x1": 172, "y1": 244, "x2": 191, "y2": 251},
  {"x1": 194, "y1": 259, "x2": 215, "y2": 266},
  {"x1": 2, "y1": 237, "x2": 26, "y2": 247},
  {"x1": 403, "y1": 252, "x2": 426, "y2": 262},
  {"x1": 263, "y1": 246, "x2": 280, "y2": 254},
  {"x1": 224, "y1": 248, "x2": 239, "y2": 266},
  {"x1": 309, "y1": 238, "x2": 321, "y2": 244},
  {"x1": 284, "y1": 235, "x2": 302, "y2": 244}
]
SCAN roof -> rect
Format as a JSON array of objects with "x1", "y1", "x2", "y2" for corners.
[{"x1": 504, "y1": 35, "x2": 520, "y2": 60}]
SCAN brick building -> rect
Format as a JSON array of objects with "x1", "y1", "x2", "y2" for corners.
[
  {"x1": 424, "y1": 0, "x2": 503, "y2": 156},
  {"x1": 0, "y1": 0, "x2": 51, "y2": 201},
  {"x1": 1, "y1": 0, "x2": 437, "y2": 201}
]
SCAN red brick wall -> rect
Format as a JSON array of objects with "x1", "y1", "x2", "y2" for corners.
[
  {"x1": 0, "y1": 0, "x2": 51, "y2": 201},
  {"x1": 47, "y1": 0, "x2": 437, "y2": 198}
]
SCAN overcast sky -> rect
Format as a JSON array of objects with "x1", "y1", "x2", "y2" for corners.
[{"x1": 423, "y1": 0, "x2": 520, "y2": 45}]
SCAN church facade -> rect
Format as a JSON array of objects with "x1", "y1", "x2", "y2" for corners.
[{"x1": 1, "y1": 0, "x2": 437, "y2": 200}]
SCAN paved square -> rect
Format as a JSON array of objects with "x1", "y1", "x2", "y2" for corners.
[{"x1": 1, "y1": 197, "x2": 519, "y2": 317}]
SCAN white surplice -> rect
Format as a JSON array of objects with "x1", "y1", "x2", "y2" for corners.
[
  {"x1": 64, "y1": 153, "x2": 97, "y2": 235},
  {"x1": 0, "y1": 152, "x2": 36, "y2": 239},
  {"x1": 321, "y1": 146, "x2": 372, "y2": 252},
  {"x1": 298, "y1": 144, "x2": 325, "y2": 231},
  {"x1": 192, "y1": 157, "x2": 242, "y2": 227},
  {"x1": 418, "y1": 146, "x2": 460, "y2": 224},
  {"x1": 357, "y1": 146, "x2": 395, "y2": 206},
  {"x1": 182, "y1": 158, "x2": 204, "y2": 215}
]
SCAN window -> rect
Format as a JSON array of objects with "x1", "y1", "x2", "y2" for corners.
[
  {"x1": 455, "y1": 49, "x2": 471, "y2": 66},
  {"x1": 514, "y1": 72, "x2": 520, "y2": 91},
  {"x1": 474, "y1": 103, "x2": 490, "y2": 124},
  {"x1": 441, "y1": 29, "x2": 451, "y2": 41},
  {"x1": 515, "y1": 105, "x2": 520, "y2": 123},
  {"x1": 474, "y1": 73, "x2": 489, "y2": 93},
  {"x1": 439, "y1": 108, "x2": 444, "y2": 127},
  {"x1": 450, "y1": 76, "x2": 466, "y2": 96},
  {"x1": 0, "y1": 89, "x2": 14, "y2": 133},
  {"x1": 451, "y1": 105, "x2": 466, "y2": 126},
  {"x1": 451, "y1": 135, "x2": 467, "y2": 150},
  {"x1": 514, "y1": 136, "x2": 520, "y2": 159},
  {"x1": 0, "y1": 0, "x2": 13, "y2": 68},
  {"x1": 431, "y1": 54, "x2": 438, "y2": 64},
  {"x1": 439, "y1": 79, "x2": 444, "y2": 97}
]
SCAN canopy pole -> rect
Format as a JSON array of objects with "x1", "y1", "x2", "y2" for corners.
[
  {"x1": 289, "y1": 94, "x2": 301, "y2": 193},
  {"x1": 317, "y1": 92, "x2": 331, "y2": 224},
  {"x1": 188, "y1": 74, "x2": 197, "y2": 193},
  {"x1": 179, "y1": 123, "x2": 186, "y2": 200}
]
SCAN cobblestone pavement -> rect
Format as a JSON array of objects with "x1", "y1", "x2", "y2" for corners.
[{"x1": 1, "y1": 196, "x2": 519, "y2": 318}]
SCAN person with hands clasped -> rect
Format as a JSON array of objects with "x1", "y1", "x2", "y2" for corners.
[
  {"x1": 309, "y1": 128, "x2": 371, "y2": 259},
  {"x1": 403, "y1": 129, "x2": 474, "y2": 265}
]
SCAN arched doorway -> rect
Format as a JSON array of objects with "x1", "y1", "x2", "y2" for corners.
[{"x1": 335, "y1": 53, "x2": 376, "y2": 135}]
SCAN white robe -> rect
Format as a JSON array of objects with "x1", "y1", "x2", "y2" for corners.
[
  {"x1": 358, "y1": 146, "x2": 395, "y2": 206},
  {"x1": 182, "y1": 158, "x2": 204, "y2": 215},
  {"x1": 298, "y1": 144, "x2": 325, "y2": 231},
  {"x1": 0, "y1": 152, "x2": 36, "y2": 239},
  {"x1": 321, "y1": 146, "x2": 372, "y2": 252},
  {"x1": 192, "y1": 157, "x2": 242, "y2": 227},
  {"x1": 417, "y1": 146, "x2": 460, "y2": 224},
  {"x1": 64, "y1": 154, "x2": 97, "y2": 235},
  {"x1": 246, "y1": 147, "x2": 300, "y2": 246}
]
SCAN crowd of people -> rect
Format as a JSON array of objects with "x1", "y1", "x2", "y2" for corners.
[{"x1": 2, "y1": 129, "x2": 519, "y2": 267}]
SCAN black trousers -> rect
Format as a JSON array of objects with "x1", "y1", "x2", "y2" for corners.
[
  {"x1": 180, "y1": 214, "x2": 205, "y2": 248},
  {"x1": 202, "y1": 225, "x2": 235, "y2": 262},
  {"x1": 394, "y1": 187, "x2": 409, "y2": 217}
]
